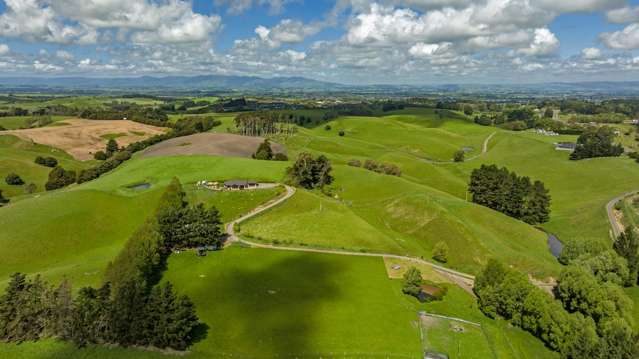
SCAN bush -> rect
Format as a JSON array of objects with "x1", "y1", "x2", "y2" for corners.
[
  {"x1": 93, "y1": 151, "x2": 107, "y2": 160},
  {"x1": 253, "y1": 139, "x2": 274, "y2": 160},
  {"x1": 5, "y1": 173, "x2": 24, "y2": 185},
  {"x1": 402, "y1": 267, "x2": 422, "y2": 298},
  {"x1": 432, "y1": 241, "x2": 449, "y2": 263},
  {"x1": 287, "y1": 153, "x2": 333, "y2": 189},
  {"x1": 273, "y1": 153, "x2": 288, "y2": 161},
  {"x1": 324, "y1": 124, "x2": 331, "y2": 131},
  {"x1": 347, "y1": 159, "x2": 362, "y2": 167},
  {"x1": 0, "y1": 189, "x2": 8, "y2": 205},
  {"x1": 453, "y1": 150, "x2": 465, "y2": 162},
  {"x1": 45, "y1": 166, "x2": 76, "y2": 191},
  {"x1": 34, "y1": 156, "x2": 58, "y2": 167},
  {"x1": 23, "y1": 183, "x2": 37, "y2": 194},
  {"x1": 338, "y1": 130, "x2": 345, "y2": 137}
]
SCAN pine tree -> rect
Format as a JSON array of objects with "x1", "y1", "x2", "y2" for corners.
[{"x1": 0, "y1": 273, "x2": 27, "y2": 340}]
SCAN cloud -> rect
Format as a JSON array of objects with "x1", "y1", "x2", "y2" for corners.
[
  {"x1": 606, "y1": 6, "x2": 639, "y2": 24},
  {"x1": 516, "y1": 28, "x2": 559, "y2": 56},
  {"x1": 408, "y1": 42, "x2": 452, "y2": 57},
  {"x1": 254, "y1": 19, "x2": 322, "y2": 48},
  {"x1": 56, "y1": 50, "x2": 74, "y2": 61},
  {"x1": 581, "y1": 47, "x2": 602, "y2": 59},
  {"x1": 0, "y1": 44, "x2": 9, "y2": 55},
  {"x1": 536, "y1": 0, "x2": 625, "y2": 13},
  {"x1": 214, "y1": 0, "x2": 295, "y2": 15},
  {"x1": 0, "y1": 0, "x2": 221, "y2": 45},
  {"x1": 282, "y1": 49, "x2": 306, "y2": 61},
  {"x1": 601, "y1": 23, "x2": 639, "y2": 49}
]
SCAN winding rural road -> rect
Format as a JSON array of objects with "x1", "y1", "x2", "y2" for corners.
[
  {"x1": 226, "y1": 184, "x2": 477, "y2": 295},
  {"x1": 607, "y1": 190, "x2": 639, "y2": 238}
]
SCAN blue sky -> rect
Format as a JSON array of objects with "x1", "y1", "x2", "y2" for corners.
[{"x1": 2, "y1": 0, "x2": 639, "y2": 84}]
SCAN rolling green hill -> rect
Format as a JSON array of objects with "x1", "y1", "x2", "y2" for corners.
[{"x1": 0, "y1": 135, "x2": 92, "y2": 198}]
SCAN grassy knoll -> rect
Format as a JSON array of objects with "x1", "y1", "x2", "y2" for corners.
[
  {"x1": 285, "y1": 108, "x2": 493, "y2": 163},
  {"x1": 0, "y1": 154, "x2": 289, "y2": 290},
  {"x1": 0, "y1": 115, "x2": 72, "y2": 130},
  {"x1": 243, "y1": 164, "x2": 559, "y2": 277},
  {"x1": 453, "y1": 131, "x2": 639, "y2": 244},
  {"x1": 0, "y1": 188, "x2": 162, "y2": 289},
  {"x1": 0, "y1": 135, "x2": 92, "y2": 197},
  {"x1": 278, "y1": 108, "x2": 639, "y2": 249},
  {"x1": 83, "y1": 155, "x2": 288, "y2": 193}
]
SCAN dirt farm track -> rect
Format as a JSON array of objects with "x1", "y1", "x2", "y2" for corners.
[
  {"x1": 142, "y1": 132, "x2": 285, "y2": 158},
  {"x1": 3, "y1": 119, "x2": 167, "y2": 161}
]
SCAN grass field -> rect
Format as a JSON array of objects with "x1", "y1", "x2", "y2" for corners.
[
  {"x1": 0, "y1": 188, "x2": 162, "y2": 289},
  {"x1": 0, "y1": 115, "x2": 72, "y2": 130},
  {"x1": 0, "y1": 135, "x2": 92, "y2": 198},
  {"x1": 242, "y1": 164, "x2": 560, "y2": 277}
]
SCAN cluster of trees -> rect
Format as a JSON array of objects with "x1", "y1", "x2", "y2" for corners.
[
  {"x1": 0, "y1": 274, "x2": 198, "y2": 350},
  {"x1": 0, "y1": 107, "x2": 29, "y2": 117},
  {"x1": 287, "y1": 153, "x2": 333, "y2": 190},
  {"x1": 469, "y1": 165, "x2": 551, "y2": 224},
  {"x1": 21, "y1": 116, "x2": 53, "y2": 129},
  {"x1": 155, "y1": 178, "x2": 224, "y2": 250},
  {"x1": 570, "y1": 127, "x2": 624, "y2": 160},
  {"x1": 252, "y1": 139, "x2": 288, "y2": 161},
  {"x1": 78, "y1": 150, "x2": 131, "y2": 183},
  {"x1": 402, "y1": 267, "x2": 423, "y2": 299},
  {"x1": 80, "y1": 105, "x2": 168, "y2": 126},
  {"x1": 347, "y1": 159, "x2": 401, "y2": 177},
  {"x1": 475, "y1": 259, "x2": 638, "y2": 359},
  {"x1": 234, "y1": 112, "x2": 298, "y2": 137},
  {"x1": 34, "y1": 156, "x2": 58, "y2": 168},
  {"x1": 45, "y1": 167, "x2": 76, "y2": 191}
]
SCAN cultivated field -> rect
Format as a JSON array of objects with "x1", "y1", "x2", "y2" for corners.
[
  {"x1": 3, "y1": 119, "x2": 166, "y2": 160},
  {"x1": 142, "y1": 132, "x2": 285, "y2": 159}
]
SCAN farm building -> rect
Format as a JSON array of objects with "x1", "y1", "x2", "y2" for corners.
[
  {"x1": 555, "y1": 142, "x2": 576, "y2": 151},
  {"x1": 224, "y1": 180, "x2": 258, "y2": 190}
]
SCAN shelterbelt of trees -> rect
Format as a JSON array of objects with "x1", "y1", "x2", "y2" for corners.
[
  {"x1": 475, "y1": 227, "x2": 639, "y2": 359},
  {"x1": 0, "y1": 178, "x2": 223, "y2": 351}
]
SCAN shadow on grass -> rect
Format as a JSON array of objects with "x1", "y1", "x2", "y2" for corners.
[{"x1": 190, "y1": 248, "x2": 344, "y2": 358}]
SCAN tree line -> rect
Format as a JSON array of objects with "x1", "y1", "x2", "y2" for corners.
[
  {"x1": 570, "y1": 126, "x2": 624, "y2": 160},
  {"x1": 468, "y1": 164, "x2": 551, "y2": 224},
  {"x1": 0, "y1": 177, "x2": 224, "y2": 351},
  {"x1": 476, "y1": 226, "x2": 639, "y2": 359}
]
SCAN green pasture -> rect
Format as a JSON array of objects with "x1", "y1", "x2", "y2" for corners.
[
  {"x1": 185, "y1": 183, "x2": 284, "y2": 223},
  {"x1": 0, "y1": 247, "x2": 424, "y2": 358},
  {"x1": 243, "y1": 164, "x2": 559, "y2": 277},
  {"x1": 0, "y1": 135, "x2": 92, "y2": 198},
  {"x1": 0, "y1": 115, "x2": 72, "y2": 130},
  {"x1": 0, "y1": 188, "x2": 162, "y2": 289}
]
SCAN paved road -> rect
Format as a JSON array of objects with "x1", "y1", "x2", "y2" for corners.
[
  {"x1": 225, "y1": 185, "x2": 477, "y2": 296},
  {"x1": 607, "y1": 190, "x2": 639, "y2": 239}
]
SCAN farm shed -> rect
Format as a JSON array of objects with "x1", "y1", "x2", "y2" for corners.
[
  {"x1": 224, "y1": 180, "x2": 258, "y2": 190},
  {"x1": 555, "y1": 142, "x2": 576, "y2": 151}
]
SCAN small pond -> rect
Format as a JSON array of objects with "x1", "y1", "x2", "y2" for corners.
[
  {"x1": 547, "y1": 233, "x2": 563, "y2": 258},
  {"x1": 126, "y1": 182, "x2": 152, "y2": 190}
]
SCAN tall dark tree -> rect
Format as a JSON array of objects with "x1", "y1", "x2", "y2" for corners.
[
  {"x1": 144, "y1": 282, "x2": 199, "y2": 350},
  {"x1": 106, "y1": 139, "x2": 119, "y2": 156},
  {"x1": 253, "y1": 139, "x2": 274, "y2": 160}
]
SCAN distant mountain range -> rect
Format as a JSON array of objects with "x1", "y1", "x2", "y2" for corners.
[{"x1": 2, "y1": 75, "x2": 639, "y2": 96}]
